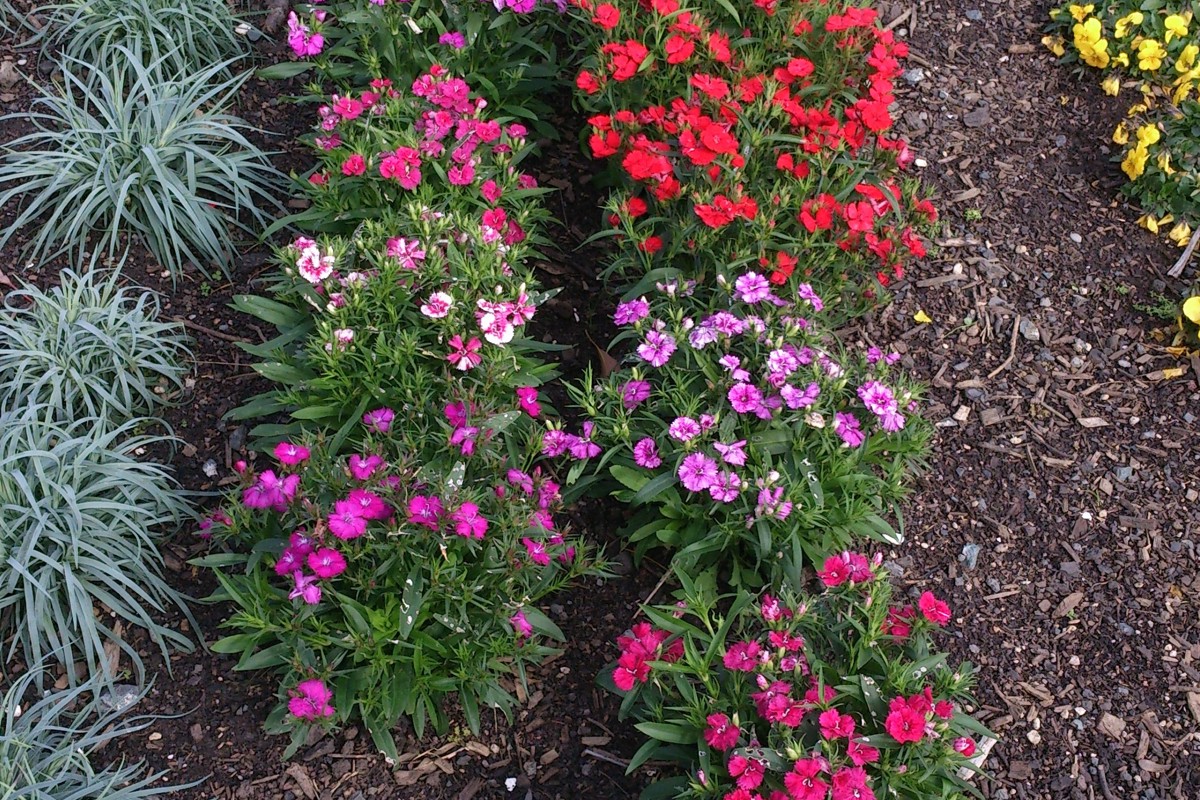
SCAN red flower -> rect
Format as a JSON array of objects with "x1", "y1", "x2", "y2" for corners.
[
  {"x1": 918, "y1": 591, "x2": 951, "y2": 625},
  {"x1": 576, "y1": 69, "x2": 601, "y2": 95},
  {"x1": 728, "y1": 755, "x2": 765, "y2": 790},
  {"x1": 625, "y1": 197, "x2": 648, "y2": 217},
  {"x1": 603, "y1": 40, "x2": 650, "y2": 81},
  {"x1": 700, "y1": 124, "x2": 738, "y2": 155},
  {"x1": 664, "y1": 34, "x2": 694, "y2": 64},
  {"x1": 707, "y1": 31, "x2": 732, "y2": 62},
  {"x1": 340, "y1": 154, "x2": 366, "y2": 176},
  {"x1": 954, "y1": 737, "x2": 977, "y2": 758},
  {"x1": 650, "y1": 0, "x2": 679, "y2": 12},
  {"x1": 695, "y1": 195, "x2": 737, "y2": 229},
  {"x1": 589, "y1": 129, "x2": 621, "y2": 158},
  {"x1": 691, "y1": 74, "x2": 730, "y2": 100},
  {"x1": 592, "y1": 2, "x2": 619, "y2": 29},
  {"x1": 884, "y1": 701, "x2": 926, "y2": 744},
  {"x1": 637, "y1": 236, "x2": 662, "y2": 253}
]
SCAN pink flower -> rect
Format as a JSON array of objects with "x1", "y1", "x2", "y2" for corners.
[
  {"x1": 781, "y1": 382, "x2": 821, "y2": 410},
  {"x1": 784, "y1": 758, "x2": 829, "y2": 800},
  {"x1": 286, "y1": 13, "x2": 324, "y2": 58},
  {"x1": 621, "y1": 379, "x2": 651, "y2": 409},
  {"x1": 613, "y1": 297, "x2": 650, "y2": 326},
  {"x1": 668, "y1": 416, "x2": 701, "y2": 442},
  {"x1": 420, "y1": 291, "x2": 454, "y2": 319},
  {"x1": 308, "y1": 547, "x2": 346, "y2": 579},
  {"x1": 288, "y1": 571, "x2": 322, "y2": 605},
  {"x1": 522, "y1": 537, "x2": 550, "y2": 566},
  {"x1": 953, "y1": 737, "x2": 977, "y2": 758},
  {"x1": 341, "y1": 153, "x2": 366, "y2": 176},
  {"x1": 542, "y1": 429, "x2": 570, "y2": 457},
  {"x1": 734, "y1": 272, "x2": 772, "y2": 304},
  {"x1": 567, "y1": 421, "x2": 601, "y2": 460},
  {"x1": 636, "y1": 330, "x2": 676, "y2": 367},
  {"x1": 346, "y1": 488, "x2": 388, "y2": 520},
  {"x1": 884, "y1": 702, "x2": 926, "y2": 744},
  {"x1": 678, "y1": 452, "x2": 719, "y2": 492},
  {"x1": 449, "y1": 425, "x2": 479, "y2": 456},
  {"x1": 348, "y1": 454, "x2": 384, "y2": 481},
  {"x1": 378, "y1": 146, "x2": 422, "y2": 190},
  {"x1": 447, "y1": 335, "x2": 483, "y2": 371},
  {"x1": 407, "y1": 495, "x2": 443, "y2": 530},
  {"x1": 632, "y1": 437, "x2": 661, "y2": 469},
  {"x1": 332, "y1": 96, "x2": 363, "y2": 120},
  {"x1": 294, "y1": 240, "x2": 334, "y2": 283},
  {"x1": 385, "y1": 236, "x2": 426, "y2": 269},
  {"x1": 363, "y1": 407, "x2": 394, "y2": 433},
  {"x1": 708, "y1": 470, "x2": 742, "y2": 503},
  {"x1": 481, "y1": 179, "x2": 502, "y2": 203},
  {"x1": 727, "y1": 754, "x2": 765, "y2": 790},
  {"x1": 847, "y1": 739, "x2": 880, "y2": 766},
  {"x1": 728, "y1": 383, "x2": 763, "y2": 414},
  {"x1": 516, "y1": 387, "x2": 541, "y2": 417},
  {"x1": 819, "y1": 709, "x2": 855, "y2": 739},
  {"x1": 274, "y1": 548, "x2": 303, "y2": 576},
  {"x1": 830, "y1": 766, "x2": 874, "y2": 800},
  {"x1": 328, "y1": 501, "x2": 367, "y2": 540},
  {"x1": 274, "y1": 441, "x2": 310, "y2": 466},
  {"x1": 833, "y1": 412, "x2": 865, "y2": 447},
  {"x1": 511, "y1": 610, "x2": 533, "y2": 638},
  {"x1": 918, "y1": 591, "x2": 951, "y2": 625},
  {"x1": 713, "y1": 440, "x2": 747, "y2": 466},
  {"x1": 288, "y1": 679, "x2": 335, "y2": 720},
  {"x1": 703, "y1": 713, "x2": 740, "y2": 750},
  {"x1": 451, "y1": 502, "x2": 487, "y2": 539},
  {"x1": 444, "y1": 401, "x2": 469, "y2": 427},
  {"x1": 723, "y1": 640, "x2": 762, "y2": 672}
]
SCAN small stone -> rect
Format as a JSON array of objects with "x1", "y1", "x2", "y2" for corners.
[
  {"x1": 1026, "y1": 729, "x2": 1042, "y2": 745},
  {"x1": 960, "y1": 543, "x2": 981, "y2": 569},
  {"x1": 1118, "y1": 623, "x2": 1135, "y2": 636},
  {"x1": 1113, "y1": 465, "x2": 1133, "y2": 482},
  {"x1": 1019, "y1": 318, "x2": 1041, "y2": 342},
  {"x1": 902, "y1": 67, "x2": 926, "y2": 85},
  {"x1": 1069, "y1": 232, "x2": 1082, "y2": 244},
  {"x1": 1097, "y1": 712, "x2": 1126, "y2": 739},
  {"x1": 963, "y1": 106, "x2": 991, "y2": 128},
  {"x1": 203, "y1": 459, "x2": 219, "y2": 478},
  {"x1": 1055, "y1": 134, "x2": 1067, "y2": 147},
  {"x1": 965, "y1": 8, "x2": 983, "y2": 20},
  {"x1": 98, "y1": 684, "x2": 141, "y2": 713},
  {"x1": 228, "y1": 425, "x2": 247, "y2": 451}
]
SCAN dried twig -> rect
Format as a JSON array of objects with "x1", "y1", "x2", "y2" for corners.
[
  {"x1": 1167, "y1": 223, "x2": 1200, "y2": 278},
  {"x1": 986, "y1": 314, "x2": 1021, "y2": 379},
  {"x1": 171, "y1": 316, "x2": 252, "y2": 344},
  {"x1": 583, "y1": 748, "x2": 630, "y2": 768}
]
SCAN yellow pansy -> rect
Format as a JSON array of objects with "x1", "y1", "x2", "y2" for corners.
[
  {"x1": 1168, "y1": 221, "x2": 1192, "y2": 247},
  {"x1": 1156, "y1": 151, "x2": 1176, "y2": 176},
  {"x1": 1138, "y1": 214, "x2": 1160, "y2": 233},
  {"x1": 1074, "y1": 19, "x2": 1110, "y2": 68},
  {"x1": 1173, "y1": 78, "x2": 1195, "y2": 104},
  {"x1": 1135, "y1": 123, "x2": 1161, "y2": 146},
  {"x1": 1102, "y1": 75, "x2": 1121, "y2": 95},
  {"x1": 1112, "y1": 122, "x2": 1130, "y2": 144},
  {"x1": 1114, "y1": 11, "x2": 1143, "y2": 38},
  {"x1": 1177, "y1": 44, "x2": 1199, "y2": 73},
  {"x1": 1126, "y1": 101, "x2": 1148, "y2": 116},
  {"x1": 1183, "y1": 296, "x2": 1200, "y2": 324},
  {"x1": 1138, "y1": 39, "x2": 1167, "y2": 71},
  {"x1": 1114, "y1": 51, "x2": 1130, "y2": 67},
  {"x1": 1122, "y1": 144, "x2": 1150, "y2": 179},
  {"x1": 1043, "y1": 34, "x2": 1067, "y2": 57},
  {"x1": 1164, "y1": 14, "x2": 1188, "y2": 44},
  {"x1": 1068, "y1": 3, "x2": 1094, "y2": 22}
]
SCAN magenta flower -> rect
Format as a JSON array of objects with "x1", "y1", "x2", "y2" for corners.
[
  {"x1": 348, "y1": 454, "x2": 385, "y2": 481},
  {"x1": 703, "y1": 713, "x2": 740, "y2": 751},
  {"x1": 785, "y1": 759, "x2": 829, "y2": 800},
  {"x1": 819, "y1": 709, "x2": 856, "y2": 739},
  {"x1": 286, "y1": 12, "x2": 324, "y2": 58},
  {"x1": 677, "y1": 453, "x2": 719, "y2": 492},
  {"x1": 346, "y1": 488, "x2": 388, "y2": 520},
  {"x1": 289, "y1": 530, "x2": 315, "y2": 555},
  {"x1": 708, "y1": 470, "x2": 742, "y2": 503},
  {"x1": 274, "y1": 441, "x2": 310, "y2": 466},
  {"x1": 636, "y1": 330, "x2": 676, "y2": 367},
  {"x1": 632, "y1": 437, "x2": 661, "y2": 469},
  {"x1": 451, "y1": 502, "x2": 488, "y2": 539},
  {"x1": 755, "y1": 486, "x2": 793, "y2": 521},
  {"x1": 567, "y1": 421, "x2": 601, "y2": 460},
  {"x1": 378, "y1": 147, "x2": 422, "y2": 190},
  {"x1": 516, "y1": 387, "x2": 541, "y2": 417},
  {"x1": 407, "y1": 495, "x2": 443, "y2": 530},
  {"x1": 363, "y1": 407, "x2": 394, "y2": 433},
  {"x1": 288, "y1": 571, "x2": 322, "y2": 605},
  {"x1": 243, "y1": 470, "x2": 295, "y2": 513},
  {"x1": 438, "y1": 31, "x2": 467, "y2": 48},
  {"x1": 667, "y1": 416, "x2": 701, "y2": 442},
  {"x1": 833, "y1": 412, "x2": 866, "y2": 447},
  {"x1": 274, "y1": 547, "x2": 303, "y2": 576},
  {"x1": 444, "y1": 401, "x2": 469, "y2": 427},
  {"x1": 541, "y1": 429, "x2": 570, "y2": 457},
  {"x1": 621, "y1": 379, "x2": 651, "y2": 410},
  {"x1": 723, "y1": 640, "x2": 762, "y2": 672},
  {"x1": 481, "y1": 179, "x2": 502, "y2": 203},
  {"x1": 857, "y1": 380, "x2": 897, "y2": 416},
  {"x1": 522, "y1": 537, "x2": 550, "y2": 566},
  {"x1": 781, "y1": 382, "x2": 821, "y2": 410},
  {"x1": 796, "y1": 283, "x2": 824, "y2": 311},
  {"x1": 727, "y1": 383, "x2": 764, "y2": 414},
  {"x1": 446, "y1": 335, "x2": 483, "y2": 371},
  {"x1": 385, "y1": 236, "x2": 426, "y2": 269},
  {"x1": 613, "y1": 297, "x2": 651, "y2": 326},
  {"x1": 308, "y1": 547, "x2": 347, "y2": 579},
  {"x1": 328, "y1": 501, "x2": 367, "y2": 540},
  {"x1": 713, "y1": 440, "x2": 747, "y2": 466},
  {"x1": 507, "y1": 469, "x2": 534, "y2": 495},
  {"x1": 510, "y1": 610, "x2": 533, "y2": 638},
  {"x1": 420, "y1": 291, "x2": 454, "y2": 319},
  {"x1": 733, "y1": 272, "x2": 772, "y2": 304},
  {"x1": 288, "y1": 679, "x2": 335, "y2": 720}
]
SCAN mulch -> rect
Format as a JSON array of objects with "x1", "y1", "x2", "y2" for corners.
[{"x1": 1, "y1": 0, "x2": 1198, "y2": 798}]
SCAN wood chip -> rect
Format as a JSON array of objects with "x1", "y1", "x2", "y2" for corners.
[
  {"x1": 1053, "y1": 591, "x2": 1084, "y2": 618},
  {"x1": 1097, "y1": 712, "x2": 1126, "y2": 739},
  {"x1": 285, "y1": 765, "x2": 318, "y2": 800},
  {"x1": 1076, "y1": 416, "x2": 1109, "y2": 428},
  {"x1": 1118, "y1": 515, "x2": 1159, "y2": 531},
  {"x1": 1187, "y1": 692, "x2": 1200, "y2": 724}
]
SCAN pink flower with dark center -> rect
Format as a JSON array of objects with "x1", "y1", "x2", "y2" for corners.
[
  {"x1": 288, "y1": 679, "x2": 335, "y2": 720},
  {"x1": 728, "y1": 383, "x2": 763, "y2": 415},
  {"x1": 567, "y1": 421, "x2": 601, "y2": 460},
  {"x1": 274, "y1": 548, "x2": 302, "y2": 576},
  {"x1": 363, "y1": 407, "x2": 394, "y2": 433},
  {"x1": 633, "y1": 437, "x2": 661, "y2": 469},
  {"x1": 274, "y1": 441, "x2": 310, "y2": 466},
  {"x1": 308, "y1": 547, "x2": 346, "y2": 579}
]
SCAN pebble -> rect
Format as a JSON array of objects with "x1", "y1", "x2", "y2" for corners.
[
  {"x1": 1113, "y1": 465, "x2": 1133, "y2": 482},
  {"x1": 229, "y1": 425, "x2": 247, "y2": 451},
  {"x1": 1118, "y1": 623, "x2": 1135, "y2": 635},
  {"x1": 99, "y1": 684, "x2": 141, "y2": 713},
  {"x1": 203, "y1": 459, "x2": 219, "y2": 477},
  {"x1": 1027, "y1": 729, "x2": 1042, "y2": 745},
  {"x1": 1069, "y1": 232, "x2": 1083, "y2": 244},
  {"x1": 1019, "y1": 318, "x2": 1041, "y2": 342},
  {"x1": 1055, "y1": 134, "x2": 1068, "y2": 147},
  {"x1": 902, "y1": 67, "x2": 926, "y2": 85},
  {"x1": 960, "y1": 543, "x2": 982, "y2": 569},
  {"x1": 965, "y1": 8, "x2": 983, "y2": 20}
]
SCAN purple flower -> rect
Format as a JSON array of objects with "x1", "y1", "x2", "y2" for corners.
[
  {"x1": 507, "y1": 469, "x2": 534, "y2": 495},
  {"x1": 452, "y1": 502, "x2": 488, "y2": 540},
  {"x1": 346, "y1": 488, "x2": 388, "y2": 520},
  {"x1": 288, "y1": 679, "x2": 335, "y2": 720},
  {"x1": 613, "y1": 297, "x2": 650, "y2": 326},
  {"x1": 857, "y1": 380, "x2": 898, "y2": 416},
  {"x1": 713, "y1": 440, "x2": 747, "y2": 466},
  {"x1": 568, "y1": 421, "x2": 601, "y2": 460},
  {"x1": 678, "y1": 453, "x2": 719, "y2": 492},
  {"x1": 781, "y1": 382, "x2": 821, "y2": 410},
  {"x1": 633, "y1": 437, "x2": 662, "y2": 469},
  {"x1": 274, "y1": 442, "x2": 310, "y2": 466},
  {"x1": 274, "y1": 547, "x2": 303, "y2": 576},
  {"x1": 734, "y1": 272, "x2": 772, "y2": 304},
  {"x1": 621, "y1": 379, "x2": 651, "y2": 410},
  {"x1": 363, "y1": 407, "x2": 395, "y2": 433},
  {"x1": 668, "y1": 416, "x2": 702, "y2": 442},
  {"x1": 707, "y1": 312, "x2": 747, "y2": 336},
  {"x1": 407, "y1": 495, "x2": 443, "y2": 530},
  {"x1": 834, "y1": 412, "x2": 866, "y2": 448},
  {"x1": 796, "y1": 283, "x2": 824, "y2": 311},
  {"x1": 756, "y1": 486, "x2": 793, "y2": 521},
  {"x1": 709, "y1": 470, "x2": 742, "y2": 503},
  {"x1": 511, "y1": 610, "x2": 533, "y2": 638},
  {"x1": 522, "y1": 537, "x2": 551, "y2": 566},
  {"x1": 727, "y1": 383, "x2": 764, "y2": 414},
  {"x1": 637, "y1": 330, "x2": 676, "y2": 368},
  {"x1": 866, "y1": 346, "x2": 884, "y2": 364},
  {"x1": 880, "y1": 410, "x2": 906, "y2": 432},
  {"x1": 439, "y1": 31, "x2": 467, "y2": 48},
  {"x1": 348, "y1": 453, "x2": 385, "y2": 481},
  {"x1": 288, "y1": 571, "x2": 322, "y2": 605},
  {"x1": 328, "y1": 501, "x2": 368, "y2": 540},
  {"x1": 542, "y1": 429, "x2": 571, "y2": 457},
  {"x1": 718, "y1": 354, "x2": 741, "y2": 372}
]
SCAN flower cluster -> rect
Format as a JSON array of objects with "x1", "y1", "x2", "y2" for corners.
[
  {"x1": 1046, "y1": 3, "x2": 1199, "y2": 243},
  {"x1": 609, "y1": 558, "x2": 989, "y2": 800},
  {"x1": 572, "y1": 0, "x2": 937, "y2": 307}
]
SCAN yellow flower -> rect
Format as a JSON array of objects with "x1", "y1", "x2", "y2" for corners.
[
  {"x1": 1112, "y1": 122, "x2": 1130, "y2": 144},
  {"x1": 1183, "y1": 296, "x2": 1200, "y2": 324},
  {"x1": 1068, "y1": 3, "x2": 1094, "y2": 22},
  {"x1": 1177, "y1": 44, "x2": 1199, "y2": 73},
  {"x1": 1043, "y1": 34, "x2": 1067, "y2": 57},
  {"x1": 1102, "y1": 75, "x2": 1121, "y2": 95},
  {"x1": 1168, "y1": 221, "x2": 1192, "y2": 247},
  {"x1": 1121, "y1": 144, "x2": 1148, "y2": 179},
  {"x1": 1156, "y1": 151, "x2": 1176, "y2": 176},
  {"x1": 1138, "y1": 214, "x2": 1160, "y2": 233},
  {"x1": 1114, "y1": 51, "x2": 1130, "y2": 67},
  {"x1": 1164, "y1": 14, "x2": 1188, "y2": 44},
  {"x1": 1138, "y1": 39, "x2": 1166, "y2": 71},
  {"x1": 1126, "y1": 101, "x2": 1148, "y2": 116},
  {"x1": 1114, "y1": 11, "x2": 1143, "y2": 38},
  {"x1": 1173, "y1": 78, "x2": 1195, "y2": 104},
  {"x1": 1074, "y1": 19, "x2": 1111, "y2": 68},
  {"x1": 1135, "y1": 124, "x2": 1161, "y2": 146}
]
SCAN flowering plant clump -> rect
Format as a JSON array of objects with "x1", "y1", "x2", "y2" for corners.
[
  {"x1": 270, "y1": 0, "x2": 570, "y2": 137},
  {"x1": 1045, "y1": 3, "x2": 1199, "y2": 242},
  {"x1": 548, "y1": 275, "x2": 928, "y2": 586},
  {"x1": 607, "y1": 561, "x2": 991, "y2": 799},
  {"x1": 571, "y1": 0, "x2": 938, "y2": 309}
]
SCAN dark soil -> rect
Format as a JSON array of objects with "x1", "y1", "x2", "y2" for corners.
[{"x1": 2, "y1": 0, "x2": 1199, "y2": 798}]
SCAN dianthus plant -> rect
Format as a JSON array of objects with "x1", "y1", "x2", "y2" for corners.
[
  {"x1": 275, "y1": 0, "x2": 569, "y2": 137},
  {"x1": 203, "y1": 408, "x2": 597, "y2": 758},
  {"x1": 607, "y1": 558, "x2": 992, "y2": 800},
  {"x1": 572, "y1": 0, "x2": 938, "y2": 310},
  {"x1": 547, "y1": 274, "x2": 929, "y2": 587}
]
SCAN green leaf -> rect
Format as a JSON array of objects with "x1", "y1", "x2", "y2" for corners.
[
  {"x1": 609, "y1": 464, "x2": 649, "y2": 492},
  {"x1": 634, "y1": 721, "x2": 698, "y2": 745},
  {"x1": 231, "y1": 295, "x2": 305, "y2": 329},
  {"x1": 396, "y1": 568, "x2": 423, "y2": 640},
  {"x1": 632, "y1": 472, "x2": 678, "y2": 505},
  {"x1": 257, "y1": 62, "x2": 313, "y2": 80}
]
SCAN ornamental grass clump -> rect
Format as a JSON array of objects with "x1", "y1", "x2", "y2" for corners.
[
  {"x1": 0, "y1": 269, "x2": 190, "y2": 426},
  {"x1": 21, "y1": 0, "x2": 248, "y2": 79},
  {"x1": 0, "y1": 49, "x2": 281, "y2": 281},
  {"x1": 0, "y1": 666, "x2": 196, "y2": 799},
  {"x1": 571, "y1": 0, "x2": 937, "y2": 311},
  {"x1": 608, "y1": 559, "x2": 991, "y2": 800},
  {"x1": 546, "y1": 273, "x2": 929, "y2": 587},
  {"x1": 0, "y1": 410, "x2": 192, "y2": 688}
]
